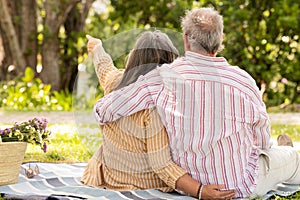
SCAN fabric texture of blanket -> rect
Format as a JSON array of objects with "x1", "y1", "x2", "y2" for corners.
[{"x1": 0, "y1": 162, "x2": 299, "y2": 200}]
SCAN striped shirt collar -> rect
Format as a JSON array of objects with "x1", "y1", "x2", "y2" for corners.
[{"x1": 185, "y1": 50, "x2": 227, "y2": 64}]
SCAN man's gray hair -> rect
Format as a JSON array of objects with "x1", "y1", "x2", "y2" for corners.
[{"x1": 181, "y1": 7, "x2": 224, "y2": 54}]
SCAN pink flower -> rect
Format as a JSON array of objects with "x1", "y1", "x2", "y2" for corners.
[{"x1": 281, "y1": 78, "x2": 288, "y2": 84}]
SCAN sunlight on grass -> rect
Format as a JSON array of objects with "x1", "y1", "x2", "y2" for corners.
[
  {"x1": 271, "y1": 124, "x2": 300, "y2": 142},
  {"x1": 24, "y1": 123, "x2": 102, "y2": 163}
]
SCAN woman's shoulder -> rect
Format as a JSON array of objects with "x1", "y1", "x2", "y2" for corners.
[{"x1": 120, "y1": 108, "x2": 163, "y2": 128}]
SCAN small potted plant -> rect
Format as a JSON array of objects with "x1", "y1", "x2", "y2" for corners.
[{"x1": 0, "y1": 118, "x2": 51, "y2": 185}]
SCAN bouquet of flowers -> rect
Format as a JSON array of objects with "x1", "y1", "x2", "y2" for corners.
[{"x1": 0, "y1": 118, "x2": 51, "y2": 152}]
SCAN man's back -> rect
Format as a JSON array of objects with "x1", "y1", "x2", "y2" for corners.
[{"x1": 152, "y1": 51, "x2": 271, "y2": 197}]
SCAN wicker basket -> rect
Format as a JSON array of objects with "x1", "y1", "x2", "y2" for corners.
[{"x1": 0, "y1": 142, "x2": 27, "y2": 186}]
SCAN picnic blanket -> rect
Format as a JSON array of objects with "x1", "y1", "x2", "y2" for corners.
[{"x1": 0, "y1": 162, "x2": 299, "y2": 200}]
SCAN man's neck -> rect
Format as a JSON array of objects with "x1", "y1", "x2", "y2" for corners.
[{"x1": 191, "y1": 49, "x2": 216, "y2": 57}]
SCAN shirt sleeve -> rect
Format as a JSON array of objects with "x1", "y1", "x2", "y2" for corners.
[
  {"x1": 145, "y1": 108, "x2": 187, "y2": 189},
  {"x1": 252, "y1": 101, "x2": 272, "y2": 149},
  {"x1": 248, "y1": 79, "x2": 272, "y2": 149},
  {"x1": 240, "y1": 72, "x2": 272, "y2": 149},
  {"x1": 94, "y1": 69, "x2": 161, "y2": 124},
  {"x1": 92, "y1": 44, "x2": 124, "y2": 93}
]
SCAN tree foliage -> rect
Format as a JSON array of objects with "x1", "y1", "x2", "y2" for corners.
[
  {"x1": 216, "y1": 0, "x2": 300, "y2": 106},
  {"x1": 0, "y1": 0, "x2": 299, "y2": 108}
]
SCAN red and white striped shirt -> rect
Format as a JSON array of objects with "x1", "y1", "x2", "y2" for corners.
[{"x1": 94, "y1": 51, "x2": 272, "y2": 197}]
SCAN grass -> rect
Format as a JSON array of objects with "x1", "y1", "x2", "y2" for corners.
[
  {"x1": 24, "y1": 123, "x2": 102, "y2": 163},
  {"x1": 271, "y1": 124, "x2": 300, "y2": 142}
]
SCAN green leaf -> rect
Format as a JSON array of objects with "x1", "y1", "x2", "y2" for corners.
[{"x1": 22, "y1": 67, "x2": 35, "y2": 82}]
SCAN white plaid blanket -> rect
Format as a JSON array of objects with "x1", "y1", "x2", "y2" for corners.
[{"x1": 0, "y1": 162, "x2": 299, "y2": 200}]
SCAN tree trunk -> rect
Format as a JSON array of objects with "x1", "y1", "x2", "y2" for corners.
[
  {"x1": 0, "y1": 0, "x2": 26, "y2": 76},
  {"x1": 62, "y1": 0, "x2": 94, "y2": 91},
  {"x1": 0, "y1": 23, "x2": 15, "y2": 80},
  {"x1": 0, "y1": 0, "x2": 37, "y2": 80},
  {"x1": 21, "y1": 0, "x2": 38, "y2": 71},
  {"x1": 0, "y1": 35, "x2": 6, "y2": 80},
  {"x1": 40, "y1": 0, "x2": 80, "y2": 91}
]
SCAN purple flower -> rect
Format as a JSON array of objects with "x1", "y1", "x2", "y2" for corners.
[
  {"x1": 42, "y1": 118, "x2": 48, "y2": 124},
  {"x1": 42, "y1": 142, "x2": 47, "y2": 153},
  {"x1": 41, "y1": 118, "x2": 48, "y2": 131},
  {"x1": 1, "y1": 118, "x2": 50, "y2": 153},
  {"x1": 4, "y1": 128, "x2": 11, "y2": 134}
]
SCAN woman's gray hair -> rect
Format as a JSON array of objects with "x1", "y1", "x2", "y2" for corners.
[
  {"x1": 114, "y1": 30, "x2": 179, "y2": 91},
  {"x1": 135, "y1": 30, "x2": 179, "y2": 54},
  {"x1": 181, "y1": 7, "x2": 224, "y2": 54}
]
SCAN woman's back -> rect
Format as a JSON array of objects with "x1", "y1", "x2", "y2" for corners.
[{"x1": 81, "y1": 53, "x2": 185, "y2": 191}]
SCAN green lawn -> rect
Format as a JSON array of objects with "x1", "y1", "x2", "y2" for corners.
[
  {"x1": 271, "y1": 124, "x2": 300, "y2": 142},
  {"x1": 24, "y1": 123, "x2": 101, "y2": 163}
]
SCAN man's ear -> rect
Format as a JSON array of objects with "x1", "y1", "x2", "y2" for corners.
[{"x1": 183, "y1": 34, "x2": 191, "y2": 51}]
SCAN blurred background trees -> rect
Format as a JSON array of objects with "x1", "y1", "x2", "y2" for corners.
[
  {"x1": 0, "y1": 0, "x2": 93, "y2": 91},
  {"x1": 0, "y1": 0, "x2": 299, "y2": 111},
  {"x1": 218, "y1": 0, "x2": 300, "y2": 108}
]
